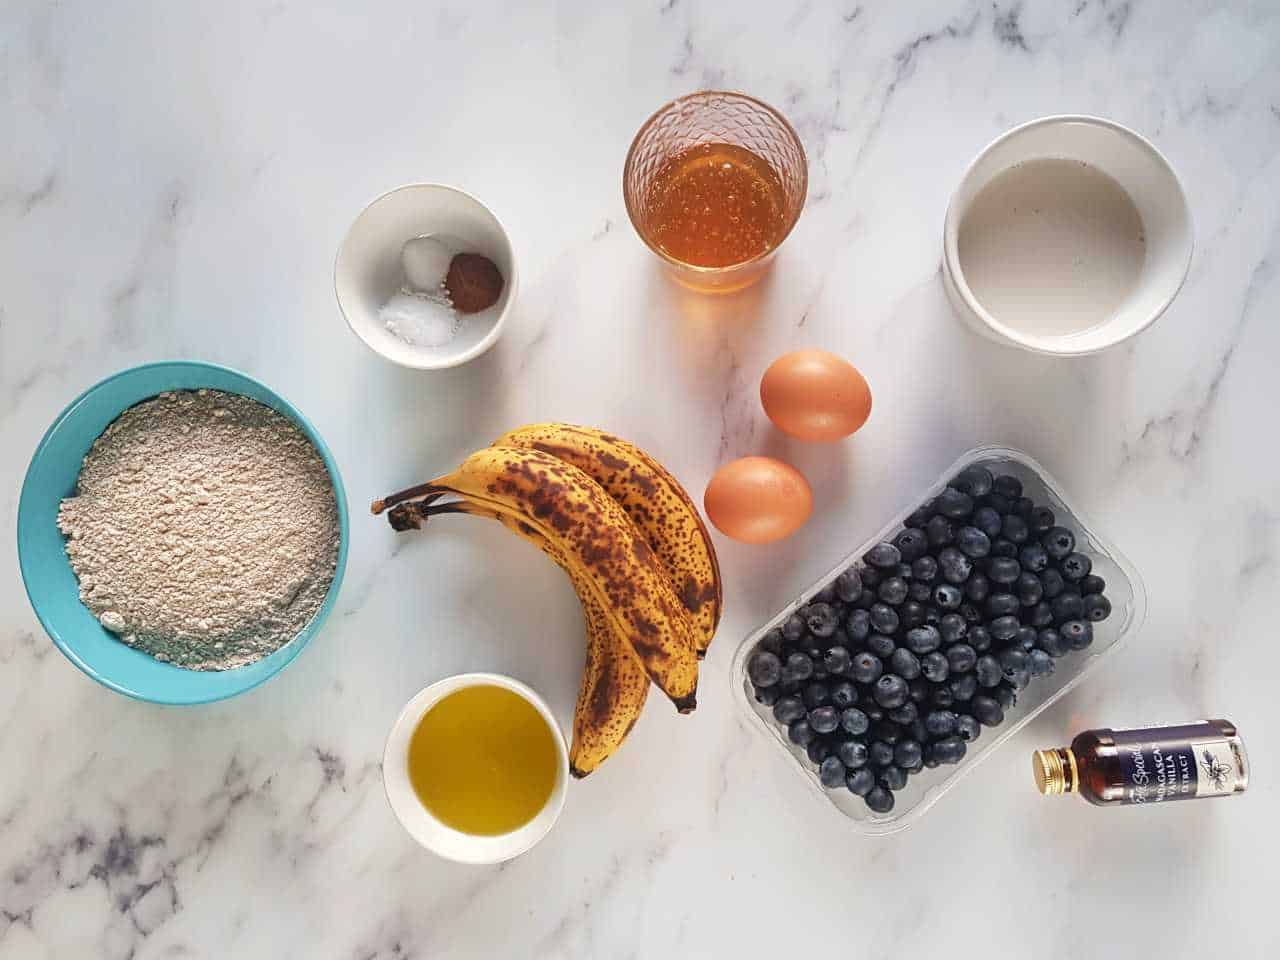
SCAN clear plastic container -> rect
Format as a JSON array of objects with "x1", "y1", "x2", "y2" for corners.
[{"x1": 730, "y1": 445, "x2": 1147, "y2": 835}]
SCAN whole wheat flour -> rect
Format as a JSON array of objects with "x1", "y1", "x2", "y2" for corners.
[{"x1": 57, "y1": 389, "x2": 340, "y2": 670}]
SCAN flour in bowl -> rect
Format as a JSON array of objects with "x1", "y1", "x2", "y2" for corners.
[{"x1": 57, "y1": 389, "x2": 340, "y2": 671}]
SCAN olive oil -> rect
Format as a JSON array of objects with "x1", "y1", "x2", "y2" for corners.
[
  {"x1": 645, "y1": 141, "x2": 788, "y2": 268},
  {"x1": 407, "y1": 685, "x2": 559, "y2": 835}
]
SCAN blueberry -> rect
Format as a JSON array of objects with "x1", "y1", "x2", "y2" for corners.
[
  {"x1": 992, "y1": 474, "x2": 1023, "y2": 499},
  {"x1": 831, "y1": 681, "x2": 859, "y2": 709},
  {"x1": 973, "y1": 506, "x2": 1004, "y2": 538},
  {"x1": 1043, "y1": 526, "x2": 1076, "y2": 560},
  {"x1": 858, "y1": 565, "x2": 882, "y2": 588},
  {"x1": 871, "y1": 720, "x2": 902, "y2": 745},
  {"x1": 1024, "y1": 601, "x2": 1054, "y2": 632},
  {"x1": 938, "y1": 547, "x2": 973, "y2": 584},
  {"x1": 803, "y1": 683, "x2": 831, "y2": 709},
  {"x1": 970, "y1": 695, "x2": 1004, "y2": 726},
  {"x1": 949, "y1": 673, "x2": 978, "y2": 701},
  {"x1": 998, "y1": 647, "x2": 1029, "y2": 673},
  {"x1": 748, "y1": 650, "x2": 783, "y2": 687},
  {"x1": 979, "y1": 492, "x2": 1013, "y2": 514},
  {"x1": 909, "y1": 717, "x2": 929, "y2": 744},
  {"x1": 774, "y1": 695, "x2": 806, "y2": 724},
  {"x1": 1079, "y1": 574, "x2": 1106, "y2": 596},
  {"x1": 959, "y1": 603, "x2": 983, "y2": 625},
  {"x1": 850, "y1": 651, "x2": 883, "y2": 684},
  {"x1": 867, "y1": 633, "x2": 896, "y2": 659},
  {"x1": 921, "y1": 651, "x2": 950, "y2": 683},
  {"x1": 803, "y1": 602, "x2": 840, "y2": 638},
  {"x1": 894, "y1": 739, "x2": 924, "y2": 770},
  {"x1": 908, "y1": 678, "x2": 931, "y2": 703},
  {"x1": 865, "y1": 542, "x2": 902, "y2": 569},
  {"x1": 938, "y1": 613, "x2": 968, "y2": 644},
  {"x1": 822, "y1": 646, "x2": 851, "y2": 675},
  {"x1": 1014, "y1": 626, "x2": 1038, "y2": 651},
  {"x1": 782, "y1": 613, "x2": 806, "y2": 643},
  {"x1": 933, "y1": 584, "x2": 963, "y2": 610},
  {"x1": 993, "y1": 683, "x2": 1017, "y2": 710},
  {"x1": 1028, "y1": 648, "x2": 1055, "y2": 677},
  {"x1": 758, "y1": 627, "x2": 784, "y2": 654},
  {"x1": 834, "y1": 567, "x2": 864, "y2": 602},
  {"x1": 989, "y1": 615, "x2": 1021, "y2": 642},
  {"x1": 888, "y1": 701, "x2": 918, "y2": 725},
  {"x1": 846, "y1": 767, "x2": 876, "y2": 796},
  {"x1": 952, "y1": 526, "x2": 990, "y2": 561},
  {"x1": 1051, "y1": 593, "x2": 1085, "y2": 623},
  {"x1": 807, "y1": 740, "x2": 830, "y2": 764},
  {"x1": 1019, "y1": 543, "x2": 1050, "y2": 574},
  {"x1": 988, "y1": 557, "x2": 1021, "y2": 585},
  {"x1": 840, "y1": 707, "x2": 870, "y2": 736},
  {"x1": 1039, "y1": 568, "x2": 1066, "y2": 601},
  {"x1": 1029, "y1": 505, "x2": 1056, "y2": 533},
  {"x1": 817, "y1": 755, "x2": 846, "y2": 787},
  {"x1": 905, "y1": 503, "x2": 933, "y2": 528},
  {"x1": 815, "y1": 582, "x2": 838, "y2": 604},
  {"x1": 925, "y1": 515, "x2": 954, "y2": 548},
  {"x1": 925, "y1": 710, "x2": 958, "y2": 737},
  {"x1": 932, "y1": 736, "x2": 967, "y2": 764},
  {"x1": 1061, "y1": 620, "x2": 1093, "y2": 650},
  {"x1": 930, "y1": 685, "x2": 955, "y2": 708},
  {"x1": 874, "y1": 674, "x2": 910, "y2": 709},
  {"x1": 990, "y1": 539, "x2": 1019, "y2": 559},
  {"x1": 975, "y1": 655, "x2": 1002, "y2": 687},
  {"x1": 866, "y1": 604, "x2": 897, "y2": 636},
  {"x1": 893, "y1": 527, "x2": 929, "y2": 563},
  {"x1": 953, "y1": 465, "x2": 994, "y2": 497},
  {"x1": 880, "y1": 765, "x2": 909, "y2": 791},
  {"x1": 809, "y1": 705, "x2": 840, "y2": 734},
  {"x1": 884, "y1": 578, "x2": 914, "y2": 607},
  {"x1": 935, "y1": 486, "x2": 975, "y2": 519},
  {"x1": 889, "y1": 648, "x2": 922, "y2": 680},
  {"x1": 905, "y1": 625, "x2": 941, "y2": 655},
  {"x1": 899, "y1": 600, "x2": 927, "y2": 629},
  {"x1": 911, "y1": 556, "x2": 939, "y2": 583},
  {"x1": 923, "y1": 754, "x2": 941, "y2": 769},
  {"x1": 847, "y1": 608, "x2": 872, "y2": 641},
  {"x1": 865, "y1": 786, "x2": 895, "y2": 813},
  {"x1": 1037, "y1": 628, "x2": 1069, "y2": 657},
  {"x1": 924, "y1": 607, "x2": 942, "y2": 625},
  {"x1": 782, "y1": 652, "x2": 814, "y2": 683},
  {"x1": 908, "y1": 581, "x2": 934, "y2": 604},
  {"x1": 1001, "y1": 514, "x2": 1030, "y2": 545},
  {"x1": 967, "y1": 625, "x2": 992, "y2": 652},
  {"x1": 1016, "y1": 572, "x2": 1044, "y2": 607},
  {"x1": 869, "y1": 740, "x2": 895, "y2": 767},
  {"x1": 837, "y1": 738, "x2": 869, "y2": 768},
  {"x1": 955, "y1": 714, "x2": 981, "y2": 742},
  {"x1": 946, "y1": 643, "x2": 977, "y2": 674},
  {"x1": 1005, "y1": 665, "x2": 1031, "y2": 691},
  {"x1": 1061, "y1": 552, "x2": 1092, "y2": 581},
  {"x1": 778, "y1": 678, "x2": 801, "y2": 696},
  {"x1": 964, "y1": 572, "x2": 991, "y2": 602},
  {"x1": 1083, "y1": 594, "x2": 1111, "y2": 622},
  {"x1": 987, "y1": 593, "x2": 1020, "y2": 618},
  {"x1": 789, "y1": 720, "x2": 815, "y2": 746},
  {"x1": 1013, "y1": 496, "x2": 1035, "y2": 519},
  {"x1": 754, "y1": 684, "x2": 782, "y2": 707}
]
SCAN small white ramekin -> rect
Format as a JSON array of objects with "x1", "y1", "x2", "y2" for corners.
[
  {"x1": 382, "y1": 673, "x2": 568, "y2": 864},
  {"x1": 942, "y1": 115, "x2": 1192, "y2": 356},
  {"x1": 335, "y1": 183, "x2": 518, "y2": 370}
]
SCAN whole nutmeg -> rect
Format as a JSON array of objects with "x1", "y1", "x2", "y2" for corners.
[{"x1": 445, "y1": 253, "x2": 504, "y2": 314}]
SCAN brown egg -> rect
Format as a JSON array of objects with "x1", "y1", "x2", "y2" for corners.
[
  {"x1": 703, "y1": 457, "x2": 813, "y2": 544},
  {"x1": 760, "y1": 349, "x2": 872, "y2": 442}
]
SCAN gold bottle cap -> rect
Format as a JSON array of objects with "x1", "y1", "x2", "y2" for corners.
[{"x1": 1032, "y1": 748, "x2": 1074, "y2": 795}]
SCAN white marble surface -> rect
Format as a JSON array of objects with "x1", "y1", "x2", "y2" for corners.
[{"x1": 2, "y1": 1, "x2": 1278, "y2": 956}]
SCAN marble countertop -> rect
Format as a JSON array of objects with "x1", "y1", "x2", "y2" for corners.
[{"x1": 3, "y1": 1, "x2": 1278, "y2": 957}]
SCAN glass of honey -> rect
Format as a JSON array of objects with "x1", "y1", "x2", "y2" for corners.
[
  {"x1": 624, "y1": 90, "x2": 807, "y2": 293},
  {"x1": 383, "y1": 673, "x2": 569, "y2": 863}
]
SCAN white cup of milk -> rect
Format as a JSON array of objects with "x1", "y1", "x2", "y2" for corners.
[{"x1": 942, "y1": 115, "x2": 1192, "y2": 356}]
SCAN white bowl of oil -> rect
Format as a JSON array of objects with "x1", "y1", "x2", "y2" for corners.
[
  {"x1": 382, "y1": 673, "x2": 568, "y2": 864},
  {"x1": 943, "y1": 115, "x2": 1192, "y2": 356}
]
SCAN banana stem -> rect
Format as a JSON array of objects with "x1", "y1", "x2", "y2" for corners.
[{"x1": 370, "y1": 484, "x2": 446, "y2": 516}]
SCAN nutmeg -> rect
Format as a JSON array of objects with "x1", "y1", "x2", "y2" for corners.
[{"x1": 445, "y1": 253, "x2": 504, "y2": 314}]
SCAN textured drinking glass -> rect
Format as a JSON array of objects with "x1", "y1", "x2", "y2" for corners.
[{"x1": 624, "y1": 91, "x2": 807, "y2": 293}]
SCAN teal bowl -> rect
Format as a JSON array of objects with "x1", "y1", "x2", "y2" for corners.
[{"x1": 17, "y1": 361, "x2": 349, "y2": 705}]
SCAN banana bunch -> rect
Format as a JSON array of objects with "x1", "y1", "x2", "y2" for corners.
[{"x1": 372, "y1": 424, "x2": 722, "y2": 777}]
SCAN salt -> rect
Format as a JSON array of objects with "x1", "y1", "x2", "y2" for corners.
[{"x1": 380, "y1": 291, "x2": 459, "y2": 347}]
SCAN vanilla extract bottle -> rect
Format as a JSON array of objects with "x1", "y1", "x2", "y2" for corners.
[{"x1": 1033, "y1": 720, "x2": 1248, "y2": 806}]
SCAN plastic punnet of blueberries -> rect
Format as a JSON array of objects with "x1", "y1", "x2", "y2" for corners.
[{"x1": 746, "y1": 465, "x2": 1112, "y2": 816}]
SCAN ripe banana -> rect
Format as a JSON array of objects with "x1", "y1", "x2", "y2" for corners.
[
  {"x1": 375, "y1": 445, "x2": 699, "y2": 711},
  {"x1": 493, "y1": 423, "x2": 722, "y2": 656},
  {"x1": 461, "y1": 505, "x2": 649, "y2": 778}
]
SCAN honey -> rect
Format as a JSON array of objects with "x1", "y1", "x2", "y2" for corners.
[
  {"x1": 407, "y1": 684, "x2": 559, "y2": 836},
  {"x1": 644, "y1": 142, "x2": 789, "y2": 268}
]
